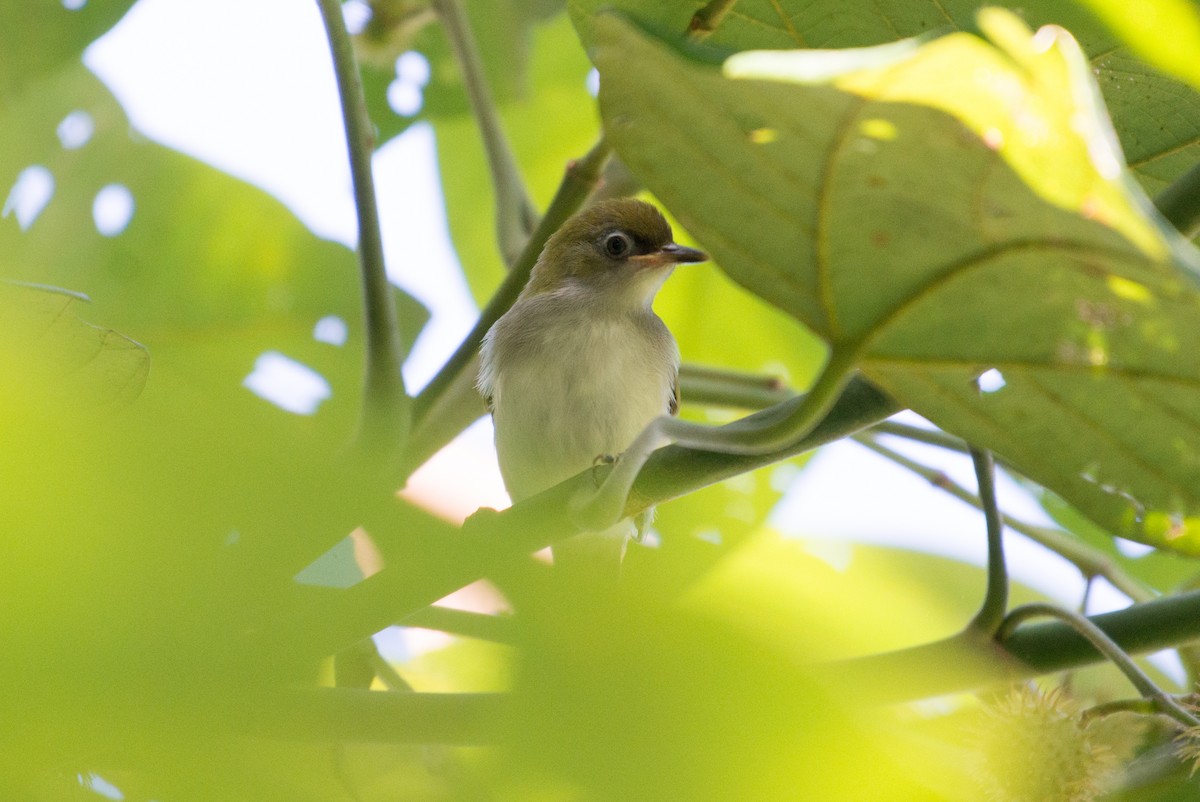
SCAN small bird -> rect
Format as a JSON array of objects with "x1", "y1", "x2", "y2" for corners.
[{"x1": 478, "y1": 198, "x2": 707, "y2": 576}]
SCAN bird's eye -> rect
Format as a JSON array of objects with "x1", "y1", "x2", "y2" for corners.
[{"x1": 603, "y1": 232, "x2": 632, "y2": 258}]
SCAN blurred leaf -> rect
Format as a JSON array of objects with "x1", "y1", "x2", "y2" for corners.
[
  {"x1": 0, "y1": 0, "x2": 135, "y2": 102},
  {"x1": 0, "y1": 66, "x2": 427, "y2": 430},
  {"x1": 1075, "y1": 0, "x2": 1200, "y2": 92},
  {"x1": 502, "y1": 553, "x2": 956, "y2": 801},
  {"x1": 568, "y1": 0, "x2": 1200, "y2": 196},
  {"x1": 589, "y1": 12, "x2": 1200, "y2": 554},
  {"x1": 0, "y1": 281, "x2": 148, "y2": 405}
]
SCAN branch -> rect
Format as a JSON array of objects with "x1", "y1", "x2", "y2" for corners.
[
  {"x1": 431, "y1": 0, "x2": 537, "y2": 266},
  {"x1": 286, "y1": 378, "x2": 900, "y2": 663},
  {"x1": 968, "y1": 446, "x2": 1008, "y2": 634},
  {"x1": 838, "y1": 588, "x2": 1200, "y2": 704},
  {"x1": 1155, "y1": 160, "x2": 1200, "y2": 239},
  {"x1": 678, "y1": 363, "x2": 793, "y2": 410},
  {"x1": 316, "y1": 0, "x2": 410, "y2": 449},
  {"x1": 855, "y1": 435, "x2": 1155, "y2": 603},
  {"x1": 408, "y1": 136, "x2": 611, "y2": 439},
  {"x1": 1000, "y1": 603, "x2": 1199, "y2": 727}
]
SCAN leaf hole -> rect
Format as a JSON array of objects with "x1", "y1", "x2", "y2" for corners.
[
  {"x1": 3, "y1": 165, "x2": 54, "y2": 230},
  {"x1": 93, "y1": 184, "x2": 134, "y2": 237},
  {"x1": 977, "y1": 368, "x2": 1006, "y2": 394},
  {"x1": 243, "y1": 351, "x2": 331, "y2": 415},
  {"x1": 313, "y1": 315, "x2": 349, "y2": 346}
]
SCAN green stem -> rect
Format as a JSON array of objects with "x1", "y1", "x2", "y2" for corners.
[
  {"x1": 1154, "y1": 160, "x2": 1200, "y2": 239},
  {"x1": 837, "y1": 588, "x2": 1200, "y2": 704},
  {"x1": 999, "y1": 603, "x2": 1200, "y2": 727},
  {"x1": 678, "y1": 363, "x2": 793, "y2": 410},
  {"x1": 410, "y1": 136, "x2": 611, "y2": 428},
  {"x1": 431, "y1": 0, "x2": 537, "y2": 266},
  {"x1": 968, "y1": 446, "x2": 1008, "y2": 635},
  {"x1": 855, "y1": 435, "x2": 1155, "y2": 603},
  {"x1": 284, "y1": 378, "x2": 900, "y2": 663},
  {"x1": 400, "y1": 606, "x2": 516, "y2": 644},
  {"x1": 316, "y1": 0, "x2": 410, "y2": 448},
  {"x1": 870, "y1": 420, "x2": 971, "y2": 453}
]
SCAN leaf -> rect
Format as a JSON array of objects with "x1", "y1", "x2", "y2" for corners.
[
  {"x1": 568, "y1": 0, "x2": 1200, "y2": 196},
  {"x1": 0, "y1": 0, "x2": 136, "y2": 103},
  {"x1": 0, "y1": 66, "x2": 427, "y2": 428},
  {"x1": 589, "y1": 11, "x2": 1200, "y2": 554},
  {"x1": 0, "y1": 281, "x2": 148, "y2": 406},
  {"x1": 1075, "y1": 0, "x2": 1200, "y2": 92}
]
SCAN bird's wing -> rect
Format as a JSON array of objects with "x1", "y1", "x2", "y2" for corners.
[{"x1": 669, "y1": 369, "x2": 680, "y2": 416}]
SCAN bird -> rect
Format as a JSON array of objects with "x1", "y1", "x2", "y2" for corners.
[{"x1": 478, "y1": 198, "x2": 707, "y2": 578}]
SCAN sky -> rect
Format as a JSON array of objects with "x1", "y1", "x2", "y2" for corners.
[{"x1": 77, "y1": 0, "x2": 1164, "y2": 646}]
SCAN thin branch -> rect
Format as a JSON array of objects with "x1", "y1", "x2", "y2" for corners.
[
  {"x1": 409, "y1": 136, "x2": 612, "y2": 429},
  {"x1": 679, "y1": 363, "x2": 793, "y2": 410},
  {"x1": 316, "y1": 0, "x2": 410, "y2": 448},
  {"x1": 968, "y1": 446, "x2": 1008, "y2": 635},
  {"x1": 999, "y1": 603, "x2": 1200, "y2": 728},
  {"x1": 431, "y1": 0, "x2": 537, "y2": 266},
  {"x1": 280, "y1": 378, "x2": 900, "y2": 664},
  {"x1": 1154, "y1": 160, "x2": 1200, "y2": 239},
  {"x1": 855, "y1": 434, "x2": 1155, "y2": 603},
  {"x1": 401, "y1": 606, "x2": 516, "y2": 644},
  {"x1": 837, "y1": 588, "x2": 1200, "y2": 704},
  {"x1": 870, "y1": 420, "x2": 971, "y2": 453}
]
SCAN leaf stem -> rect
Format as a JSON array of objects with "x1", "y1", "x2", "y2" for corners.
[
  {"x1": 1155, "y1": 160, "x2": 1200, "y2": 238},
  {"x1": 999, "y1": 602, "x2": 1200, "y2": 728},
  {"x1": 316, "y1": 0, "x2": 409, "y2": 448},
  {"x1": 679, "y1": 363, "x2": 793, "y2": 410},
  {"x1": 855, "y1": 434, "x2": 1155, "y2": 603},
  {"x1": 431, "y1": 0, "x2": 538, "y2": 266},
  {"x1": 410, "y1": 136, "x2": 611, "y2": 428},
  {"x1": 968, "y1": 446, "x2": 1008, "y2": 635}
]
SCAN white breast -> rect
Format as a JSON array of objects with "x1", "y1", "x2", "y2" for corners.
[{"x1": 480, "y1": 300, "x2": 678, "y2": 502}]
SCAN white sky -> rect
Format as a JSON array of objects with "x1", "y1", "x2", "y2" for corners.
[{"x1": 79, "y1": 0, "x2": 1160, "y2": 654}]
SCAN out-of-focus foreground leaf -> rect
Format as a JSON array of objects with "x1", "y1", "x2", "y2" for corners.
[
  {"x1": 586, "y1": 11, "x2": 1200, "y2": 554},
  {"x1": 0, "y1": 281, "x2": 148, "y2": 405}
]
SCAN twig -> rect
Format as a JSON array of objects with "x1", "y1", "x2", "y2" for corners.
[
  {"x1": 855, "y1": 434, "x2": 1155, "y2": 603},
  {"x1": 401, "y1": 606, "x2": 516, "y2": 644},
  {"x1": 1154, "y1": 160, "x2": 1200, "y2": 238},
  {"x1": 410, "y1": 136, "x2": 611, "y2": 429},
  {"x1": 679, "y1": 363, "x2": 793, "y2": 410},
  {"x1": 999, "y1": 603, "x2": 1200, "y2": 728},
  {"x1": 431, "y1": 0, "x2": 537, "y2": 266},
  {"x1": 316, "y1": 0, "x2": 410, "y2": 448},
  {"x1": 968, "y1": 446, "x2": 1008, "y2": 635}
]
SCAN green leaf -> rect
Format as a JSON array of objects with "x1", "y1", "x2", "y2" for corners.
[
  {"x1": 0, "y1": 0, "x2": 136, "y2": 103},
  {"x1": 0, "y1": 66, "x2": 427, "y2": 429},
  {"x1": 1074, "y1": 0, "x2": 1200, "y2": 92},
  {"x1": 589, "y1": 12, "x2": 1200, "y2": 554},
  {"x1": 568, "y1": 0, "x2": 1200, "y2": 197},
  {"x1": 1, "y1": 281, "x2": 149, "y2": 405}
]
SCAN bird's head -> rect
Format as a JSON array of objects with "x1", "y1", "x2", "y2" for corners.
[{"x1": 524, "y1": 198, "x2": 707, "y2": 307}]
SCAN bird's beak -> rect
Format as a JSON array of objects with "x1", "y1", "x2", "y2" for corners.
[{"x1": 633, "y1": 242, "x2": 709, "y2": 269}]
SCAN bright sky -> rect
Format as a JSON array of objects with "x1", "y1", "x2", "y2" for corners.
[{"x1": 80, "y1": 0, "x2": 1163, "y2": 650}]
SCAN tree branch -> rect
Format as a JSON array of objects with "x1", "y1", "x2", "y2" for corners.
[
  {"x1": 316, "y1": 0, "x2": 410, "y2": 450},
  {"x1": 431, "y1": 0, "x2": 538, "y2": 266},
  {"x1": 407, "y1": 136, "x2": 611, "y2": 443},
  {"x1": 855, "y1": 434, "x2": 1155, "y2": 603},
  {"x1": 286, "y1": 378, "x2": 900, "y2": 663},
  {"x1": 968, "y1": 446, "x2": 1008, "y2": 634}
]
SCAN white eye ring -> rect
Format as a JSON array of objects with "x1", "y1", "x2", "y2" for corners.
[{"x1": 603, "y1": 231, "x2": 633, "y2": 258}]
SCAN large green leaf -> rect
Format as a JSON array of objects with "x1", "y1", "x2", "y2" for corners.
[
  {"x1": 588, "y1": 11, "x2": 1200, "y2": 553},
  {"x1": 568, "y1": 0, "x2": 1200, "y2": 198},
  {"x1": 0, "y1": 0, "x2": 136, "y2": 103},
  {"x1": 1, "y1": 66, "x2": 426, "y2": 427}
]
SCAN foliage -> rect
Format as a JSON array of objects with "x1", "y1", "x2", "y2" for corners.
[{"x1": 3, "y1": 0, "x2": 1200, "y2": 799}]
